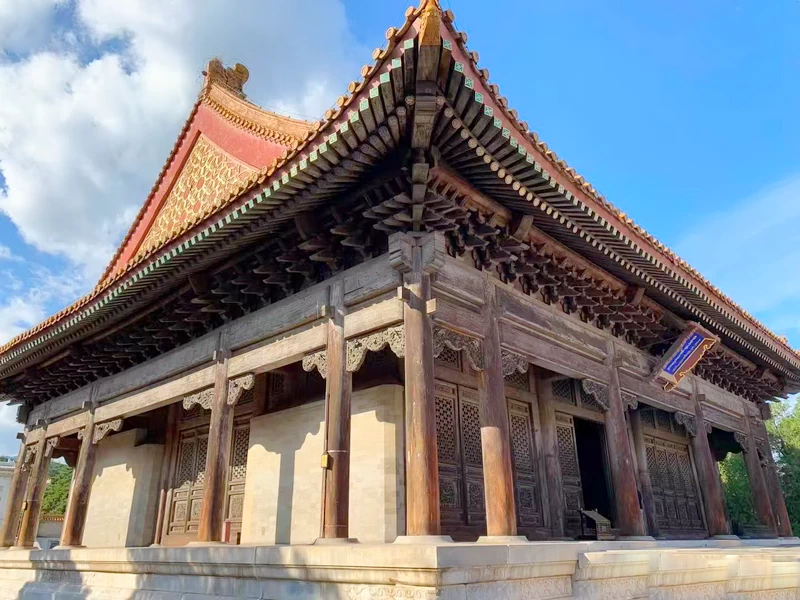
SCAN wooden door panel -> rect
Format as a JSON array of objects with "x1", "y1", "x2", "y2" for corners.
[{"x1": 555, "y1": 412, "x2": 583, "y2": 537}]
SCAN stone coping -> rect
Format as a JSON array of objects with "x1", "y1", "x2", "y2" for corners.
[{"x1": 0, "y1": 539, "x2": 798, "y2": 588}]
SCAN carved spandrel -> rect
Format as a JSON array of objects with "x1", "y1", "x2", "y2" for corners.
[
  {"x1": 346, "y1": 325, "x2": 405, "y2": 372},
  {"x1": 302, "y1": 350, "x2": 328, "y2": 379},
  {"x1": 581, "y1": 379, "x2": 610, "y2": 412},
  {"x1": 501, "y1": 349, "x2": 529, "y2": 377},
  {"x1": 621, "y1": 391, "x2": 638, "y2": 411},
  {"x1": 44, "y1": 436, "x2": 60, "y2": 457},
  {"x1": 674, "y1": 412, "x2": 697, "y2": 437},
  {"x1": 92, "y1": 419, "x2": 123, "y2": 445},
  {"x1": 704, "y1": 420, "x2": 713, "y2": 435},
  {"x1": 182, "y1": 388, "x2": 215, "y2": 412},
  {"x1": 433, "y1": 326, "x2": 483, "y2": 371},
  {"x1": 227, "y1": 373, "x2": 255, "y2": 406},
  {"x1": 733, "y1": 431, "x2": 749, "y2": 453}
]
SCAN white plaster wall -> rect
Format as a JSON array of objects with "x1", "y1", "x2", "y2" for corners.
[
  {"x1": 241, "y1": 384, "x2": 405, "y2": 545},
  {"x1": 82, "y1": 429, "x2": 164, "y2": 548}
]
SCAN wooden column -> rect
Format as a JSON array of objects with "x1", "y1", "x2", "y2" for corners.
[
  {"x1": 320, "y1": 280, "x2": 353, "y2": 539},
  {"x1": 197, "y1": 341, "x2": 234, "y2": 543},
  {"x1": 478, "y1": 280, "x2": 517, "y2": 537},
  {"x1": 152, "y1": 404, "x2": 179, "y2": 546},
  {"x1": 761, "y1": 447, "x2": 793, "y2": 537},
  {"x1": 690, "y1": 396, "x2": 730, "y2": 537},
  {"x1": 59, "y1": 420, "x2": 98, "y2": 547},
  {"x1": 0, "y1": 440, "x2": 32, "y2": 547},
  {"x1": 15, "y1": 436, "x2": 54, "y2": 548},
  {"x1": 392, "y1": 232, "x2": 442, "y2": 536},
  {"x1": 629, "y1": 409, "x2": 659, "y2": 537},
  {"x1": 738, "y1": 432, "x2": 777, "y2": 535},
  {"x1": 534, "y1": 370, "x2": 565, "y2": 538},
  {"x1": 603, "y1": 358, "x2": 647, "y2": 537}
]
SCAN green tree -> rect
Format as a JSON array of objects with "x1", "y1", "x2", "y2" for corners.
[
  {"x1": 719, "y1": 451, "x2": 757, "y2": 533},
  {"x1": 767, "y1": 400, "x2": 800, "y2": 534},
  {"x1": 41, "y1": 462, "x2": 73, "y2": 515}
]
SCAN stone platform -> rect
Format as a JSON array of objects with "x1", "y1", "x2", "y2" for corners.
[{"x1": 1, "y1": 538, "x2": 800, "y2": 599}]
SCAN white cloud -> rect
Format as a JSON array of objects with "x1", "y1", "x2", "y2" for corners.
[
  {"x1": 675, "y1": 175, "x2": 800, "y2": 347},
  {"x1": 0, "y1": 0, "x2": 366, "y2": 280},
  {"x1": 0, "y1": 245, "x2": 13, "y2": 260},
  {"x1": 0, "y1": 0, "x2": 65, "y2": 56}
]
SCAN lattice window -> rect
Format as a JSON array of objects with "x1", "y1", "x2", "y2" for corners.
[
  {"x1": 656, "y1": 409, "x2": 673, "y2": 432},
  {"x1": 460, "y1": 399, "x2": 482, "y2": 467},
  {"x1": 645, "y1": 442, "x2": 659, "y2": 489},
  {"x1": 182, "y1": 404, "x2": 201, "y2": 421},
  {"x1": 510, "y1": 413, "x2": 534, "y2": 472},
  {"x1": 556, "y1": 425, "x2": 580, "y2": 479},
  {"x1": 641, "y1": 408, "x2": 657, "y2": 429},
  {"x1": 269, "y1": 373, "x2": 285, "y2": 400},
  {"x1": 647, "y1": 435, "x2": 705, "y2": 532},
  {"x1": 435, "y1": 383, "x2": 458, "y2": 463},
  {"x1": 238, "y1": 388, "x2": 254, "y2": 406},
  {"x1": 195, "y1": 436, "x2": 209, "y2": 485},
  {"x1": 435, "y1": 346, "x2": 461, "y2": 370},
  {"x1": 552, "y1": 379, "x2": 575, "y2": 405},
  {"x1": 230, "y1": 427, "x2": 249, "y2": 481},
  {"x1": 504, "y1": 369, "x2": 529, "y2": 390},
  {"x1": 176, "y1": 437, "x2": 196, "y2": 488}
]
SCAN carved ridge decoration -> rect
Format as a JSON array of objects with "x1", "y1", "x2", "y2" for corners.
[
  {"x1": 621, "y1": 391, "x2": 639, "y2": 411},
  {"x1": 581, "y1": 379, "x2": 610, "y2": 412},
  {"x1": 733, "y1": 431, "x2": 749, "y2": 453},
  {"x1": 44, "y1": 437, "x2": 60, "y2": 458},
  {"x1": 302, "y1": 350, "x2": 328, "y2": 379},
  {"x1": 433, "y1": 326, "x2": 484, "y2": 371},
  {"x1": 92, "y1": 419, "x2": 123, "y2": 445},
  {"x1": 501, "y1": 349, "x2": 529, "y2": 377},
  {"x1": 674, "y1": 412, "x2": 698, "y2": 437},
  {"x1": 346, "y1": 325, "x2": 405, "y2": 373},
  {"x1": 227, "y1": 373, "x2": 255, "y2": 406}
]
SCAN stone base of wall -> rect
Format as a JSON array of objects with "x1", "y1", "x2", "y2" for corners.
[{"x1": 1, "y1": 539, "x2": 799, "y2": 599}]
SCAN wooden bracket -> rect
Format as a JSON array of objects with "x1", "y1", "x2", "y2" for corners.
[
  {"x1": 320, "y1": 453, "x2": 332, "y2": 469},
  {"x1": 426, "y1": 299, "x2": 437, "y2": 315},
  {"x1": 318, "y1": 304, "x2": 333, "y2": 319},
  {"x1": 397, "y1": 287, "x2": 412, "y2": 304}
]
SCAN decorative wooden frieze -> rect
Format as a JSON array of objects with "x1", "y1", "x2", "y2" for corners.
[
  {"x1": 92, "y1": 419, "x2": 123, "y2": 445},
  {"x1": 346, "y1": 325, "x2": 405, "y2": 373},
  {"x1": 755, "y1": 438, "x2": 771, "y2": 464},
  {"x1": 581, "y1": 379, "x2": 610, "y2": 412},
  {"x1": 44, "y1": 436, "x2": 60, "y2": 457},
  {"x1": 302, "y1": 350, "x2": 328, "y2": 379},
  {"x1": 621, "y1": 391, "x2": 638, "y2": 411},
  {"x1": 433, "y1": 326, "x2": 483, "y2": 371},
  {"x1": 500, "y1": 349, "x2": 529, "y2": 377},
  {"x1": 227, "y1": 373, "x2": 255, "y2": 406},
  {"x1": 182, "y1": 387, "x2": 215, "y2": 411},
  {"x1": 733, "y1": 431, "x2": 749, "y2": 453},
  {"x1": 674, "y1": 412, "x2": 697, "y2": 437}
]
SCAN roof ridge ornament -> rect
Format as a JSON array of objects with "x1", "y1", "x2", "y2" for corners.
[
  {"x1": 417, "y1": 0, "x2": 443, "y2": 47},
  {"x1": 203, "y1": 58, "x2": 249, "y2": 99}
]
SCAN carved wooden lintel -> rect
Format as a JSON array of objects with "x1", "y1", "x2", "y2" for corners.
[
  {"x1": 346, "y1": 325, "x2": 405, "y2": 373},
  {"x1": 733, "y1": 431, "x2": 749, "y2": 453},
  {"x1": 183, "y1": 387, "x2": 215, "y2": 412},
  {"x1": 433, "y1": 326, "x2": 483, "y2": 371},
  {"x1": 302, "y1": 350, "x2": 328, "y2": 379},
  {"x1": 621, "y1": 391, "x2": 638, "y2": 411},
  {"x1": 227, "y1": 373, "x2": 255, "y2": 406},
  {"x1": 92, "y1": 419, "x2": 123, "y2": 445},
  {"x1": 674, "y1": 412, "x2": 697, "y2": 437},
  {"x1": 501, "y1": 349, "x2": 529, "y2": 377},
  {"x1": 581, "y1": 379, "x2": 610, "y2": 412},
  {"x1": 44, "y1": 436, "x2": 60, "y2": 457}
]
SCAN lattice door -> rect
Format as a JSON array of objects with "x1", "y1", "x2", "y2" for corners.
[
  {"x1": 458, "y1": 386, "x2": 485, "y2": 527},
  {"x1": 168, "y1": 426, "x2": 209, "y2": 537},
  {"x1": 435, "y1": 380, "x2": 463, "y2": 527},
  {"x1": 225, "y1": 422, "x2": 250, "y2": 543},
  {"x1": 509, "y1": 400, "x2": 541, "y2": 527},
  {"x1": 645, "y1": 435, "x2": 705, "y2": 534},
  {"x1": 555, "y1": 412, "x2": 584, "y2": 537}
]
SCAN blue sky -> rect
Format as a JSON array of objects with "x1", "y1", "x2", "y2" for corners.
[{"x1": 0, "y1": 0, "x2": 798, "y2": 454}]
